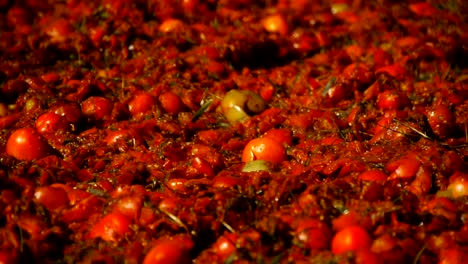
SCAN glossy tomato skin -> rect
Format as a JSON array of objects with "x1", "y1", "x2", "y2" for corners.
[
  {"x1": 34, "y1": 186, "x2": 69, "y2": 211},
  {"x1": 159, "y1": 91, "x2": 185, "y2": 115},
  {"x1": 426, "y1": 104, "x2": 455, "y2": 138},
  {"x1": 143, "y1": 237, "x2": 192, "y2": 264},
  {"x1": 88, "y1": 213, "x2": 132, "y2": 242},
  {"x1": 376, "y1": 90, "x2": 410, "y2": 110},
  {"x1": 358, "y1": 169, "x2": 388, "y2": 182},
  {"x1": 128, "y1": 93, "x2": 156, "y2": 116},
  {"x1": 295, "y1": 218, "x2": 332, "y2": 250},
  {"x1": 6, "y1": 128, "x2": 52, "y2": 161},
  {"x1": 212, "y1": 233, "x2": 238, "y2": 260},
  {"x1": 81, "y1": 96, "x2": 114, "y2": 120},
  {"x1": 242, "y1": 137, "x2": 286, "y2": 164},
  {"x1": 263, "y1": 128, "x2": 293, "y2": 146},
  {"x1": 331, "y1": 225, "x2": 372, "y2": 254},
  {"x1": 50, "y1": 101, "x2": 82, "y2": 125},
  {"x1": 0, "y1": 251, "x2": 19, "y2": 264},
  {"x1": 35, "y1": 112, "x2": 69, "y2": 133}
]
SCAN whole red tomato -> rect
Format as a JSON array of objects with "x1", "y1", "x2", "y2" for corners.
[
  {"x1": 242, "y1": 137, "x2": 286, "y2": 164},
  {"x1": 331, "y1": 225, "x2": 372, "y2": 254},
  {"x1": 6, "y1": 128, "x2": 52, "y2": 161}
]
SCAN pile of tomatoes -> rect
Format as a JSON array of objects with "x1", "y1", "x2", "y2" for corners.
[{"x1": 0, "y1": 0, "x2": 467, "y2": 263}]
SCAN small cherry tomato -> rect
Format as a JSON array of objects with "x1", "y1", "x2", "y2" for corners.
[
  {"x1": 159, "y1": 18, "x2": 184, "y2": 33},
  {"x1": 128, "y1": 93, "x2": 156, "y2": 116},
  {"x1": 439, "y1": 248, "x2": 468, "y2": 264},
  {"x1": 262, "y1": 14, "x2": 289, "y2": 35},
  {"x1": 387, "y1": 158, "x2": 421, "y2": 180},
  {"x1": 295, "y1": 218, "x2": 332, "y2": 250},
  {"x1": 45, "y1": 18, "x2": 74, "y2": 43},
  {"x1": 409, "y1": 2, "x2": 438, "y2": 17},
  {"x1": 51, "y1": 101, "x2": 82, "y2": 125},
  {"x1": 0, "y1": 251, "x2": 18, "y2": 264},
  {"x1": 242, "y1": 137, "x2": 286, "y2": 164},
  {"x1": 331, "y1": 225, "x2": 372, "y2": 254},
  {"x1": 447, "y1": 175, "x2": 468, "y2": 198},
  {"x1": 6, "y1": 128, "x2": 52, "y2": 161},
  {"x1": 112, "y1": 195, "x2": 144, "y2": 221},
  {"x1": 426, "y1": 104, "x2": 454, "y2": 138},
  {"x1": 81, "y1": 96, "x2": 113, "y2": 120},
  {"x1": 212, "y1": 175, "x2": 241, "y2": 188},
  {"x1": 143, "y1": 237, "x2": 192, "y2": 264},
  {"x1": 212, "y1": 233, "x2": 238, "y2": 260},
  {"x1": 36, "y1": 112, "x2": 69, "y2": 133},
  {"x1": 354, "y1": 250, "x2": 382, "y2": 264},
  {"x1": 376, "y1": 90, "x2": 410, "y2": 110},
  {"x1": 159, "y1": 91, "x2": 185, "y2": 115},
  {"x1": 88, "y1": 213, "x2": 132, "y2": 242},
  {"x1": 34, "y1": 186, "x2": 70, "y2": 211}
]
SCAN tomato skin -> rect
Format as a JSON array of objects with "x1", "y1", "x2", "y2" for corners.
[
  {"x1": 387, "y1": 158, "x2": 421, "y2": 180},
  {"x1": 143, "y1": 238, "x2": 192, "y2": 264},
  {"x1": 159, "y1": 91, "x2": 185, "y2": 115},
  {"x1": 331, "y1": 225, "x2": 372, "y2": 254},
  {"x1": 35, "y1": 112, "x2": 69, "y2": 133},
  {"x1": 112, "y1": 194, "x2": 144, "y2": 221},
  {"x1": 242, "y1": 137, "x2": 286, "y2": 164},
  {"x1": 447, "y1": 175, "x2": 468, "y2": 198},
  {"x1": 376, "y1": 90, "x2": 410, "y2": 110},
  {"x1": 409, "y1": 2, "x2": 438, "y2": 17},
  {"x1": 81, "y1": 96, "x2": 114, "y2": 120},
  {"x1": 263, "y1": 128, "x2": 293, "y2": 146},
  {"x1": 439, "y1": 248, "x2": 468, "y2": 264},
  {"x1": 212, "y1": 233, "x2": 238, "y2": 260},
  {"x1": 51, "y1": 101, "x2": 82, "y2": 125},
  {"x1": 0, "y1": 251, "x2": 18, "y2": 264},
  {"x1": 358, "y1": 170, "x2": 387, "y2": 182},
  {"x1": 88, "y1": 213, "x2": 132, "y2": 242},
  {"x1": 6, "y1": 128, "x2": 52, "y2": 161},
  {"x1": 159, "y1": 18, "x2": 184, "y2": 33},
  {"x1": 34, "y1": 186, "x2": 70, "y2": 211},
  {"x1": 128, "y1": 93, "x2": 156, "y2": 116},
  {"x1": 262, "y1": 14, "x2": 289, "y2": 35},
  {"x1": 45, "y1": 18, "x2": 74, "y2": 43},
  {"x1": 295, "y1": 218, "x2": 332, "y2": 250},
  {"x1": 212, "y1": 175, "x2": 241, "y2": 189},
  {"x1": 426, "y1": 104, "x2": 454, "y2": 138}
]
